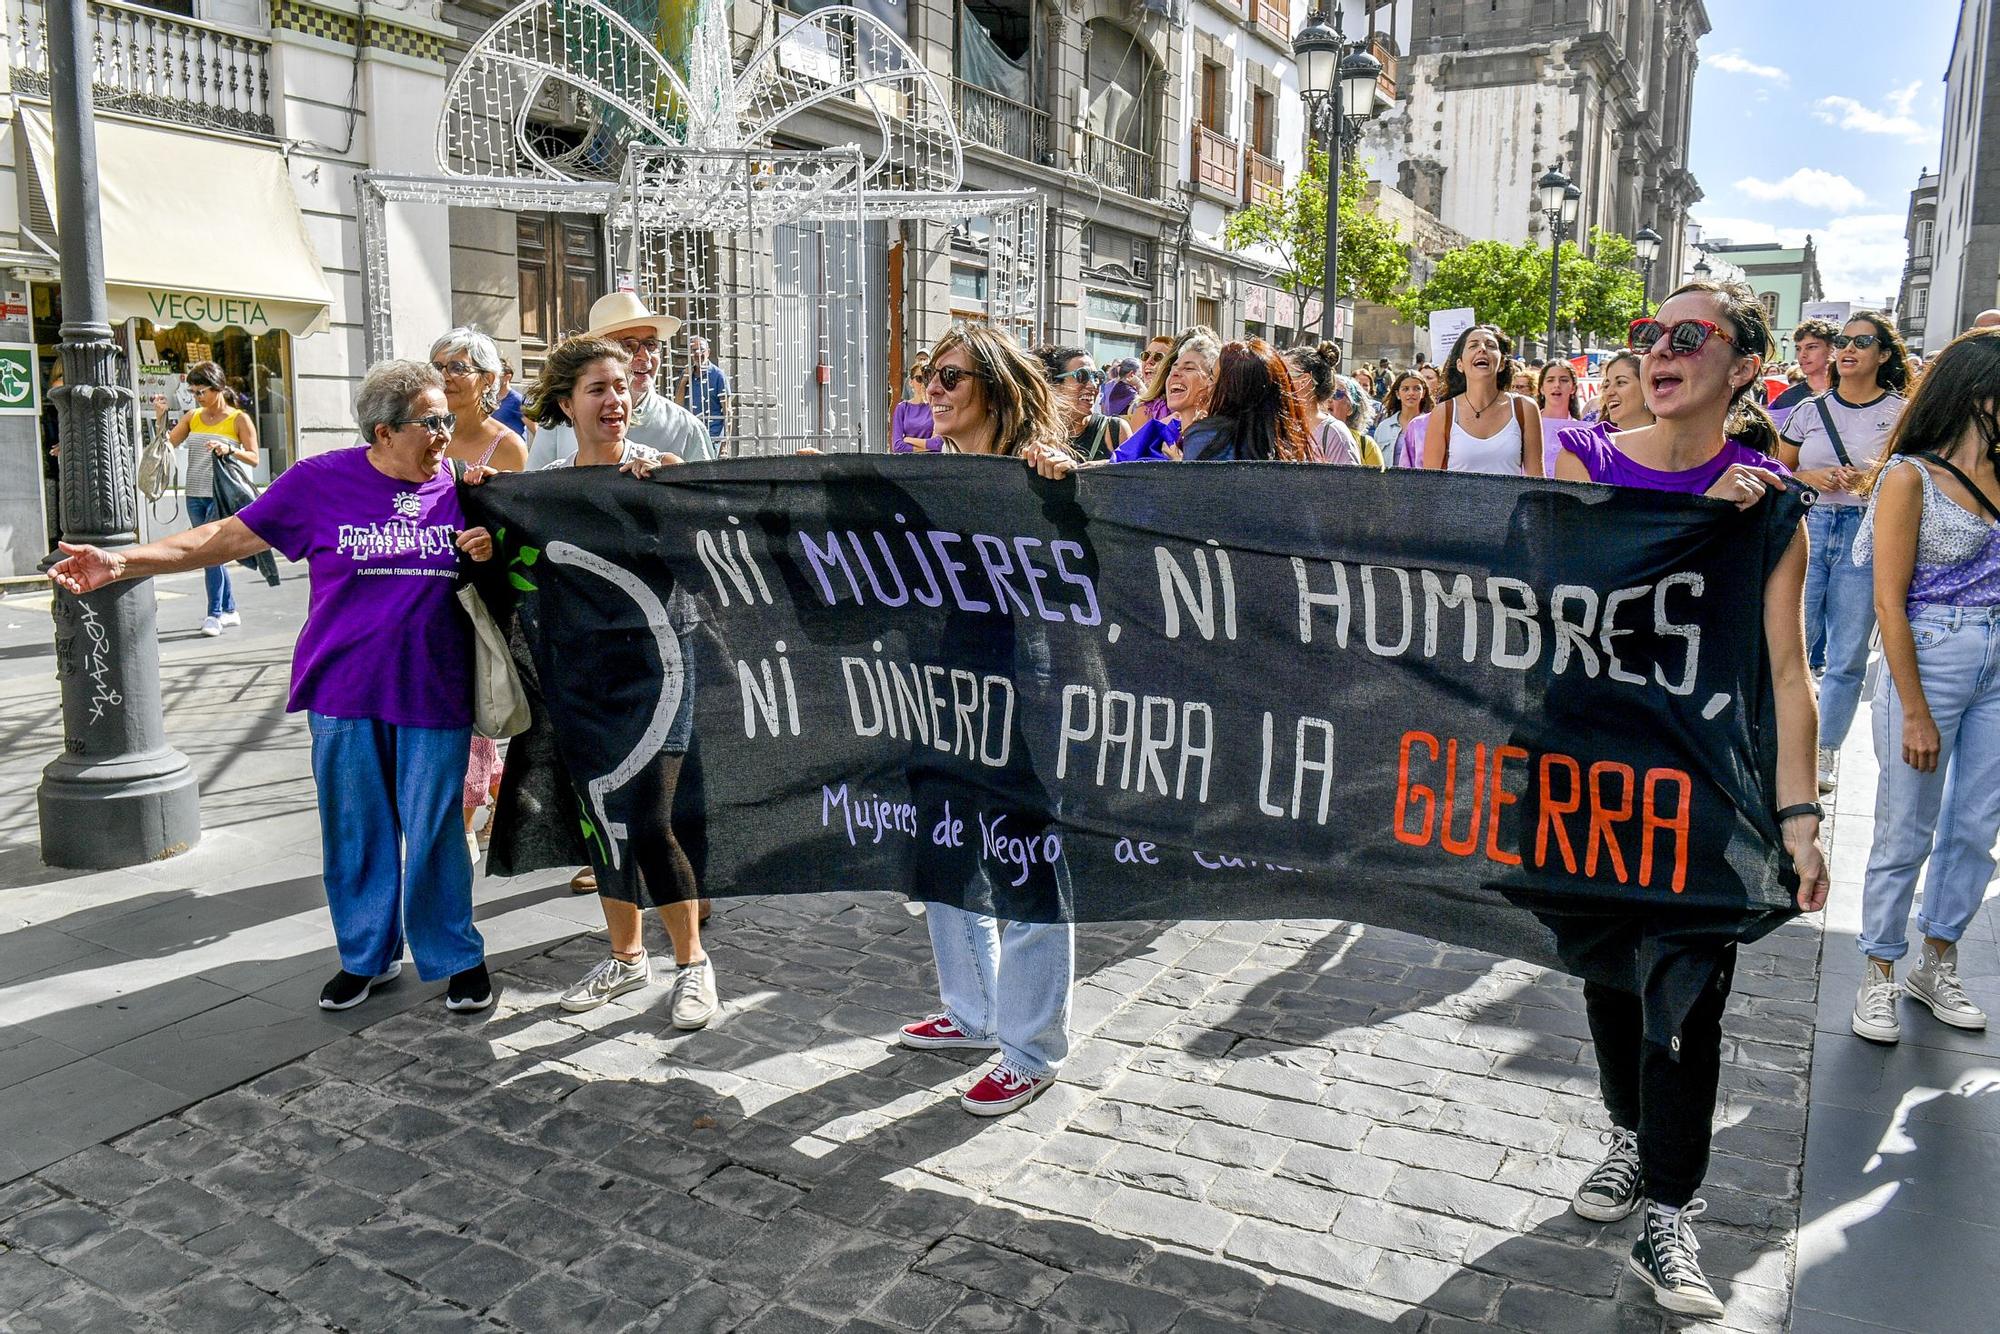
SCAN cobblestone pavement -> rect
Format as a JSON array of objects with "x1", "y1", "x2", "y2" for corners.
[{"x1": 0, "y1": 885, "x2": 1821, "y2": 1333}]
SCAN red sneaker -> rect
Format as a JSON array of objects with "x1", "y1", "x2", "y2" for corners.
[
  {"x1": 899, "y1": 1013, "x2": 997, "y2": 1050},
  {"x1": 961, "y1": 1063, "x2": 1051, "y2": 1117}
]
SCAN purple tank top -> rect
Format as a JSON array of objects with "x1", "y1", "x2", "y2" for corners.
[{"x1": 1556, "y1": 421, "x2": 1789, "y2": 495}]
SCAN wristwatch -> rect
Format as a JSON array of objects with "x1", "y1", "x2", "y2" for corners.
[{"x1": 1775, "y1": 802, "x2": 1823, "y2": 824}]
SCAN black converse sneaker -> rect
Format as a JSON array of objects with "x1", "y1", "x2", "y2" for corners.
[
  {"x1": 1629, "y1": 1199, "x2": 1725, "y2": 1319},
  {"x1": 319, "y1": 961, "x2": 402, "y2": 1011},
  {"x1": 444, "y1": 963, "x2": 494, "y2": 1013},
  {"x1": 1572, "y1": 1127, "x2": 1642, "y2": 1222}
]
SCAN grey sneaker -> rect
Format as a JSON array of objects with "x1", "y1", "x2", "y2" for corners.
[
  {"x1": 1628, "y1": 1199, "x2": 1725, "y2": 1319},
  {"x1": 1572, "y1": 1127, "x2": 1643, "y2": 1222},
  {"x1": 1817, "y1": 746, "x2": 1838, "y2": 793},
  {"x1": 560, "y1": 954, "x2": 650, "y2": 1013},
  {"x1": 670, "y1": 957, "x2": 718, "y2": 1030},
  {"x1": 1907, "y1": 942, "x2": 1988, "y2": 1030},
  {"x1": 1853, "y1": 964, "x2": 1901, "y2": 1043}
]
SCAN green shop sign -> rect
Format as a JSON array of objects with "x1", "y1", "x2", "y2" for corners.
[{"x1": 0, "y1": 342, "x2": 39, "y2": 416}]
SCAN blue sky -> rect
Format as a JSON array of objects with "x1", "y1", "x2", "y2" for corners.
[{"x1": 1688, "y1": 0, "x2": 1960, "y2": 304}]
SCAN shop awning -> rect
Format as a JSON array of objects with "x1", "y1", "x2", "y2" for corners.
[{"x1": 19, "y1": 108, "x2": 333, "y2": 338}]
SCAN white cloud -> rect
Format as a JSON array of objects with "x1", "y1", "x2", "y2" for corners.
[
  {"x1": 1813, "y1": 84, "x2": 1938, "y2": 145},
  {"x1": 1691, "y1": 212, "x2": 1910, "y2": 306},
  {"x1": 1709, "y1": 51, "x2": 1790, "y2": 85},
  {"x1": 1733, "y1": 168, "x2": 1869, "y2": 214}
]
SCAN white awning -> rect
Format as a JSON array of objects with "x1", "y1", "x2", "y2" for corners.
[{"x1": 19, "y1": 108, "x2": 334, "y2": 338}]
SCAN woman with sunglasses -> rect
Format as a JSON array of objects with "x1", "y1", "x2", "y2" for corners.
[
  {"x1": 150, "y1": 360, "x2": 259, "y2": 637},
  {"x1": 1124, "y1": 334, "x2": 1178, "y2": 429},
  {"x1": 1420, "y1": 325, "x2": 1545, "y2": 475},
  {"x1": 1848, "y1": 328, "x2": 2000, "y2": 1046},
  {"x1": 890, "y1": 354, "x2": 935, "y2": 453},
  {"x1": 1776, "y1": 314, "x2": 1911, "y2": 790},
  {"x1": 1536, "y1": 359, "x2": 1585, "y2": 475},
  {"x1": 1373, "y1": 369, "x2": 1434, "y2": 467},
  {"x1": 891, "y1": 324, "x2": 1078, "y2": 1118},
  {"x1": 56, "y1": 361, "x2": 499, "y2": 1014},
  {"x1": 1035, "y1": 345, "x2": 1132, "y2": 461},
  {"x1": 1549, "y1": 282, "x2": 1826, "y2": 1321}
]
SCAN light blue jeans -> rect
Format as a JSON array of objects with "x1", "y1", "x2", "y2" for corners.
[
  {"x1": 926, "y1": 902, "x2": 1074, "y2": 1077},
  {"x1": 1859, "y1": 605, "x2": 2000, "y2": 962},
  {"x1": 309, "y1": 713, "x2": 484, "y2": 981},
  {"x1": 185, "y1": 496, "x2": 236, "y2": 619},
  {"x1": 1806, "y1": 503, "x2": 1876, "y2": 748}
]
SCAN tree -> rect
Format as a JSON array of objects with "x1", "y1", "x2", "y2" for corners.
[
  {"x1": 1223, "y1": 144, "x2": 1409, "y2": 345},
  {"x1": 1395, "y1": 226, "x2": 1648, "y2": 351}
]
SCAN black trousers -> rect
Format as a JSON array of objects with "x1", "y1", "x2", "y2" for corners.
[{"x1": 1582, "y1": 944, "x2": 1736, "y2": 1209}]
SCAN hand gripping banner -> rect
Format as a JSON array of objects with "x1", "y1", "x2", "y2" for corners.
[{"x1": 466, "y1": 456, "x2": 1809, "y2": 978}]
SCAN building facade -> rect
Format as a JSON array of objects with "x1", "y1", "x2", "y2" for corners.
[
  {"x1": 1898, "y1": 170, "x2": 1940, "y2": 354},
  {"x1": 1693, "y1": 238, "x2": 1824, "y2": 361},
  {"x1": 1357, "y1": 0, "x2": 1706, "y2": 299},
  {"x1": 1931, "y1": 0, "x2": 2000, "y2": 339}
]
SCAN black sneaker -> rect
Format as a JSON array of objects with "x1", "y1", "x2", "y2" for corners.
[
  {"x1": 1629, "y1": 1199, "x2": 1725, "y2": 1319},
  {"x1": 445, "y1": 963, "x2": 494, "y2": 1013},
  {"x1": 319, "y1": 961, "x2": 402, "y2": 1011},
  {"x1": 1572, "y1": 1127, "x2": 1642, "y2": 1222}
]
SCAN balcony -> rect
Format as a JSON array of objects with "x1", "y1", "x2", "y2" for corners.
[
  {"x1": 1192, "y1": 124, "x2": 1239, "y2": 198},
  {"x1": 1250, "y1": 0, "x2": 1289, "y2": 44},
  {"x1": 8, "y1": 0, "x2": 274, "y2": 137},
  {"x1": 1368, "y1": 33, "x2": 1399, "y2": 107},
  {"x1": 953, "y1": 79, "x2": 1051, "y2": 166},
  {"x1": 1079, "y1": 128, "x2": 1159, "y2": 199},
  {"x1": 1244, "y1": 147, "x2": 1282, "y2": 207}
]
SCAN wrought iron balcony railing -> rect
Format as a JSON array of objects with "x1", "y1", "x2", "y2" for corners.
[
  {"x1": 953, "y1": 78, "x2": 1051, "y2": 166},
  {"x1": 1078, "y1": 128, "x2": 1159, "y2": 199},
  {"x1": 9, "y1": 0, "x2": 274, "y2": 138}
]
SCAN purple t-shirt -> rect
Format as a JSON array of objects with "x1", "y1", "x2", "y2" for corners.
[
  {"x1": 889, "y1": 400, "x2": 934, "y2": 453},
  {"x1": 238, "y1": 447, "x2": 472, "y2": 728},
  {"x1": 1556, "y1": 421, "x2": 1790, "y2": 495}
]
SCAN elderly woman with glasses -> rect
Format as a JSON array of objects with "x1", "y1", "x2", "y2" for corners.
[{"x1": 50, "y1": 361, "x2": 499, "y2": 1015}]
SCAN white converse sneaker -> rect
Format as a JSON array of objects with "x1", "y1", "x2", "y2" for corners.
[
  {"x1": 1853, "y1": 964, "x2": 1902, "y2": 1043},
  {"x1": 1817, "y1": 746, "x2": 1838, "y2": 793},
  {"x1": 560, "y1": 953, "x2": 650, "y2": 1012},
  {"x1": 670, "y1": 957, "x2": 718, "y2": 1030},
  {"x1": 1906, "y1": 942, "x2": 1988, "y2": 1030}
]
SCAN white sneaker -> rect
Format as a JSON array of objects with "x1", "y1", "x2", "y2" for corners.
[
  {"x1": 1853, "y1": 964, "x2": 1901, "y2": 1043},
  {"x1": 670, "y1": 957, "x2": 718, "y2": 1030},
  {"x1": 218, "y1": 611, "x2": 241, "y2": 628},
  {"x1": 1907, "y1": 942, "x2": 1988, "y2": 1030},
  {"x1": 1817, "y1": 746, "x2": 1838, "y2": 793},
  {"x1": 560, "y1": 953, "x2": 650, "y2": 1012},
  {"x1": 200, "y1": 616, "x2": 223, "y2": 637}
]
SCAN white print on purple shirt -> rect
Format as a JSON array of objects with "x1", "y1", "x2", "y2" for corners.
[{"x1": 336, "y1": 521, "x2": 458, "y2": 562}]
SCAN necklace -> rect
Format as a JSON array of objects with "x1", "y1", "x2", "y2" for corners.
[{"x1": 1462, "y1": 391, "x2": 1504, "y2": 421}]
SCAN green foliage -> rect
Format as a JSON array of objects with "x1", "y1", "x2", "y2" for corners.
[
  {"x1": 1222, "y1": 144, "x2": 1409, "y2": 341},
  {"x1": 1395, "y1": 226, "x2": 1647, "y2": 348}
]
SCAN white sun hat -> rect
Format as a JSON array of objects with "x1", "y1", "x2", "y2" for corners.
[{"x1": 583, "y1": 290, "x2": 681, "y2": 341}]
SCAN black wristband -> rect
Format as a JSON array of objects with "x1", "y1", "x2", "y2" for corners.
[{"x1": 1776, "y1": 802, "x2": 1823, "y2": 824}]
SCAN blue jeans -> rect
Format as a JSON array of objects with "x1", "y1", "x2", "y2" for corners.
[
  {"x1": 1805, "y1": 503, "x2": 1876, "y2": 748},
  {"x1": 926, "y1": 903, "x2": 1074, "y2": 1077},
  {"x1": 185, "y1": 496, "x2": 236, "y2": 619},
  {"x1": 308, "y1": 712, "x2": 484, "y2": 981},
  {"x1": 1859, "y1": 605, "x2": 2000, "y2": 962}
]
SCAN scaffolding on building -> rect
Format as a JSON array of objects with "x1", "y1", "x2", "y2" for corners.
[{"x1": 357, "y1": 0, "x2": 1045, "y2": 454}]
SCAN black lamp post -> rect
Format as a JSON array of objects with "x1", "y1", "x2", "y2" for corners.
[
  {"x1": 1536, "y1": 161, "x2": 1582, "y2": 360},
  {"x1": 37, "y1": 0, "x2": 201, "y2": 867},
  {"x1": 1294, "y1": 7, "x2": 1382, "y2": 345},
  {"x1": 1633, "y1": 225, "x2": 1663, "y2": 307}
]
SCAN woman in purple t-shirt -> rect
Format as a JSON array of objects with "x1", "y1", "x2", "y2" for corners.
[
  {"x1": 49, "y1": 361, "x2": 500, "y2": 1015},
  {"x1": 889, "y1": 355, "x2": 935, "y2": 453},
  {"x1": 1546, "y1": 281, "x2": 1829, "y2": 1322}
]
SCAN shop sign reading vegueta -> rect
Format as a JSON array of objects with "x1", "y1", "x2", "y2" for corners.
[{"x1": 143, "y1": 291, "x2": 272, "y2": 331}]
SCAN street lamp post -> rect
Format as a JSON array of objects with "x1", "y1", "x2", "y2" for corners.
[
  {"x1": 1294, "y1": 7, "x2": 1382, "y2": 345},
  {"x1": 1536, "y1": 162, "x2": 1582, "y2": 360},
  {"x1": 1633, "y1": 225, "x2": 1663, "y2": 307},
  {"x1": 37, "y1": 0, "x2": 201, "y2": 868}
]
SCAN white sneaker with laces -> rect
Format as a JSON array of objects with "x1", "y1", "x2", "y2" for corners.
[
  {"x1": 200, "y1": 616, "x2": 223, "y2": 637},
  {"x1": 1817, "y1": 746, "x2": 1838, "y2": 793},
  {"x1": 1907, "y1": 942, "x2": 1987, "y2": 1030},
  {"x1": 560, "y1": 953, "x2": 650, "y2": 1013},
  {"x1": 218, "y1": 611, "x2": 241, "y2": 628},
  {"x1": 1852, "y1": 964, "x2": 1901, "y2": 1043},
  {"x1": 670, "y1": 957, "x2": 718, "y2": 1030}
]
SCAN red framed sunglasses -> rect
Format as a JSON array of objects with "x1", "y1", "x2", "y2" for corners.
[{"x1": 1628, "y1": 318, "x2": 1742, "y2": 355}]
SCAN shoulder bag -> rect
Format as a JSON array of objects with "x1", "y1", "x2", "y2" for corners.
[{"x1": 449, "y1": 460, "x2": 531, "y2": 739}]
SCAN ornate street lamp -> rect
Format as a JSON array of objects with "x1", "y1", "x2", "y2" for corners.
[
  {"x1": 1633, "y1": 224, "x2": 1663, "y2": 306},
  {"x1": 1537, "y1": 162, "x2": 1581, "y2": 359},
  {"x1": 1295, "y1": 7, "x2": 1382, "y2": 345}
]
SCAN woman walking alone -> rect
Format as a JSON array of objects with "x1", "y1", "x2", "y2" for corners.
[{"x1": 151, "y1": 361, "x2": 259, "y2": 636}]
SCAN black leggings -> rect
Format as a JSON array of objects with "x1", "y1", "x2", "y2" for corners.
[
  {"x1": 621, "y1": 754, "x2": 701, "y2": 908},
  {"x1": 1582, "y1": 944, "x2": 1736, "y2": 1209}
]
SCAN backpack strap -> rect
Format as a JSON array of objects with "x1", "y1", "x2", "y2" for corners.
[
  {"x1": 1812, "y1": 394, "x2": 1854, "y2": 467},
  {"x1": 1914, "y1": 452, "x2": 2000, "y2": 523}
]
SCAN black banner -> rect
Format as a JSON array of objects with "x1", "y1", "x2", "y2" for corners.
[{"x1": 466, "y1": 456, "x2": 1807, "y2": 975}]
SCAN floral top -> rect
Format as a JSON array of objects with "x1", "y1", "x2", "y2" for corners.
[{"x1": 1856, "y1": 456, "x2": 2000, "y2": 609}]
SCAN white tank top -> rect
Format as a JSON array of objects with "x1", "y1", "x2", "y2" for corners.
[{"x1": 1446, "y1": 397, "x2": 1525, "y2": 476}]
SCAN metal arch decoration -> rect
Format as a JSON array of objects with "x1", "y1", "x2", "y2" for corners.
[{"x1": 438, "y1": 0, "x2": 962, "y2": 197}]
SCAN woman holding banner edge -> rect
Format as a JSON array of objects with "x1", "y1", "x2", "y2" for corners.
[{"x1": 1549, "y1": 280, "x2": 1829, "y2": 1320}]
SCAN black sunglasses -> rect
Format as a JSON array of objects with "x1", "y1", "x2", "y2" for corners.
[
  {"x1": 1628, "y1": 318, "x2": 1741, "y2": 356},
  {"x1": 930, "y1": 366, "x2": 986, "y2": 392},
  {"x1": 1831, "y1": 334, "x2": 1880, "y2": 350}
]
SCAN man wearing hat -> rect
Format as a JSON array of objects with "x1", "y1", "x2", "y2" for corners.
[{"x1": 525, "y1": 290, "x2": 714, "y2": 469}]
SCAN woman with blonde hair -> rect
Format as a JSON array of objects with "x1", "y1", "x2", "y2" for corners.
[{"x1": 1126, "y1": 325, "x2": 1217, "y2": 433}]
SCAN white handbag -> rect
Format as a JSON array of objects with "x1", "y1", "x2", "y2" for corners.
[{"x1": 458, "y1": 583, "x2": 530, "y2": 740}]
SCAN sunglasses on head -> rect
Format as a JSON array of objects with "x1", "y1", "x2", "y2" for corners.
[
  {"x1": 1831, "y1": 333, "x2": 1880, "y2": 350},
  {"x1": 930, "y1": 366, "x2": 985, "y2": 392},
  {"x1": 1628, "y1": 318, "x2": 1742, "y2": 355},
  {"x1": 1053, "y1": 367, "x2": 1103, "y2": 386}
]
